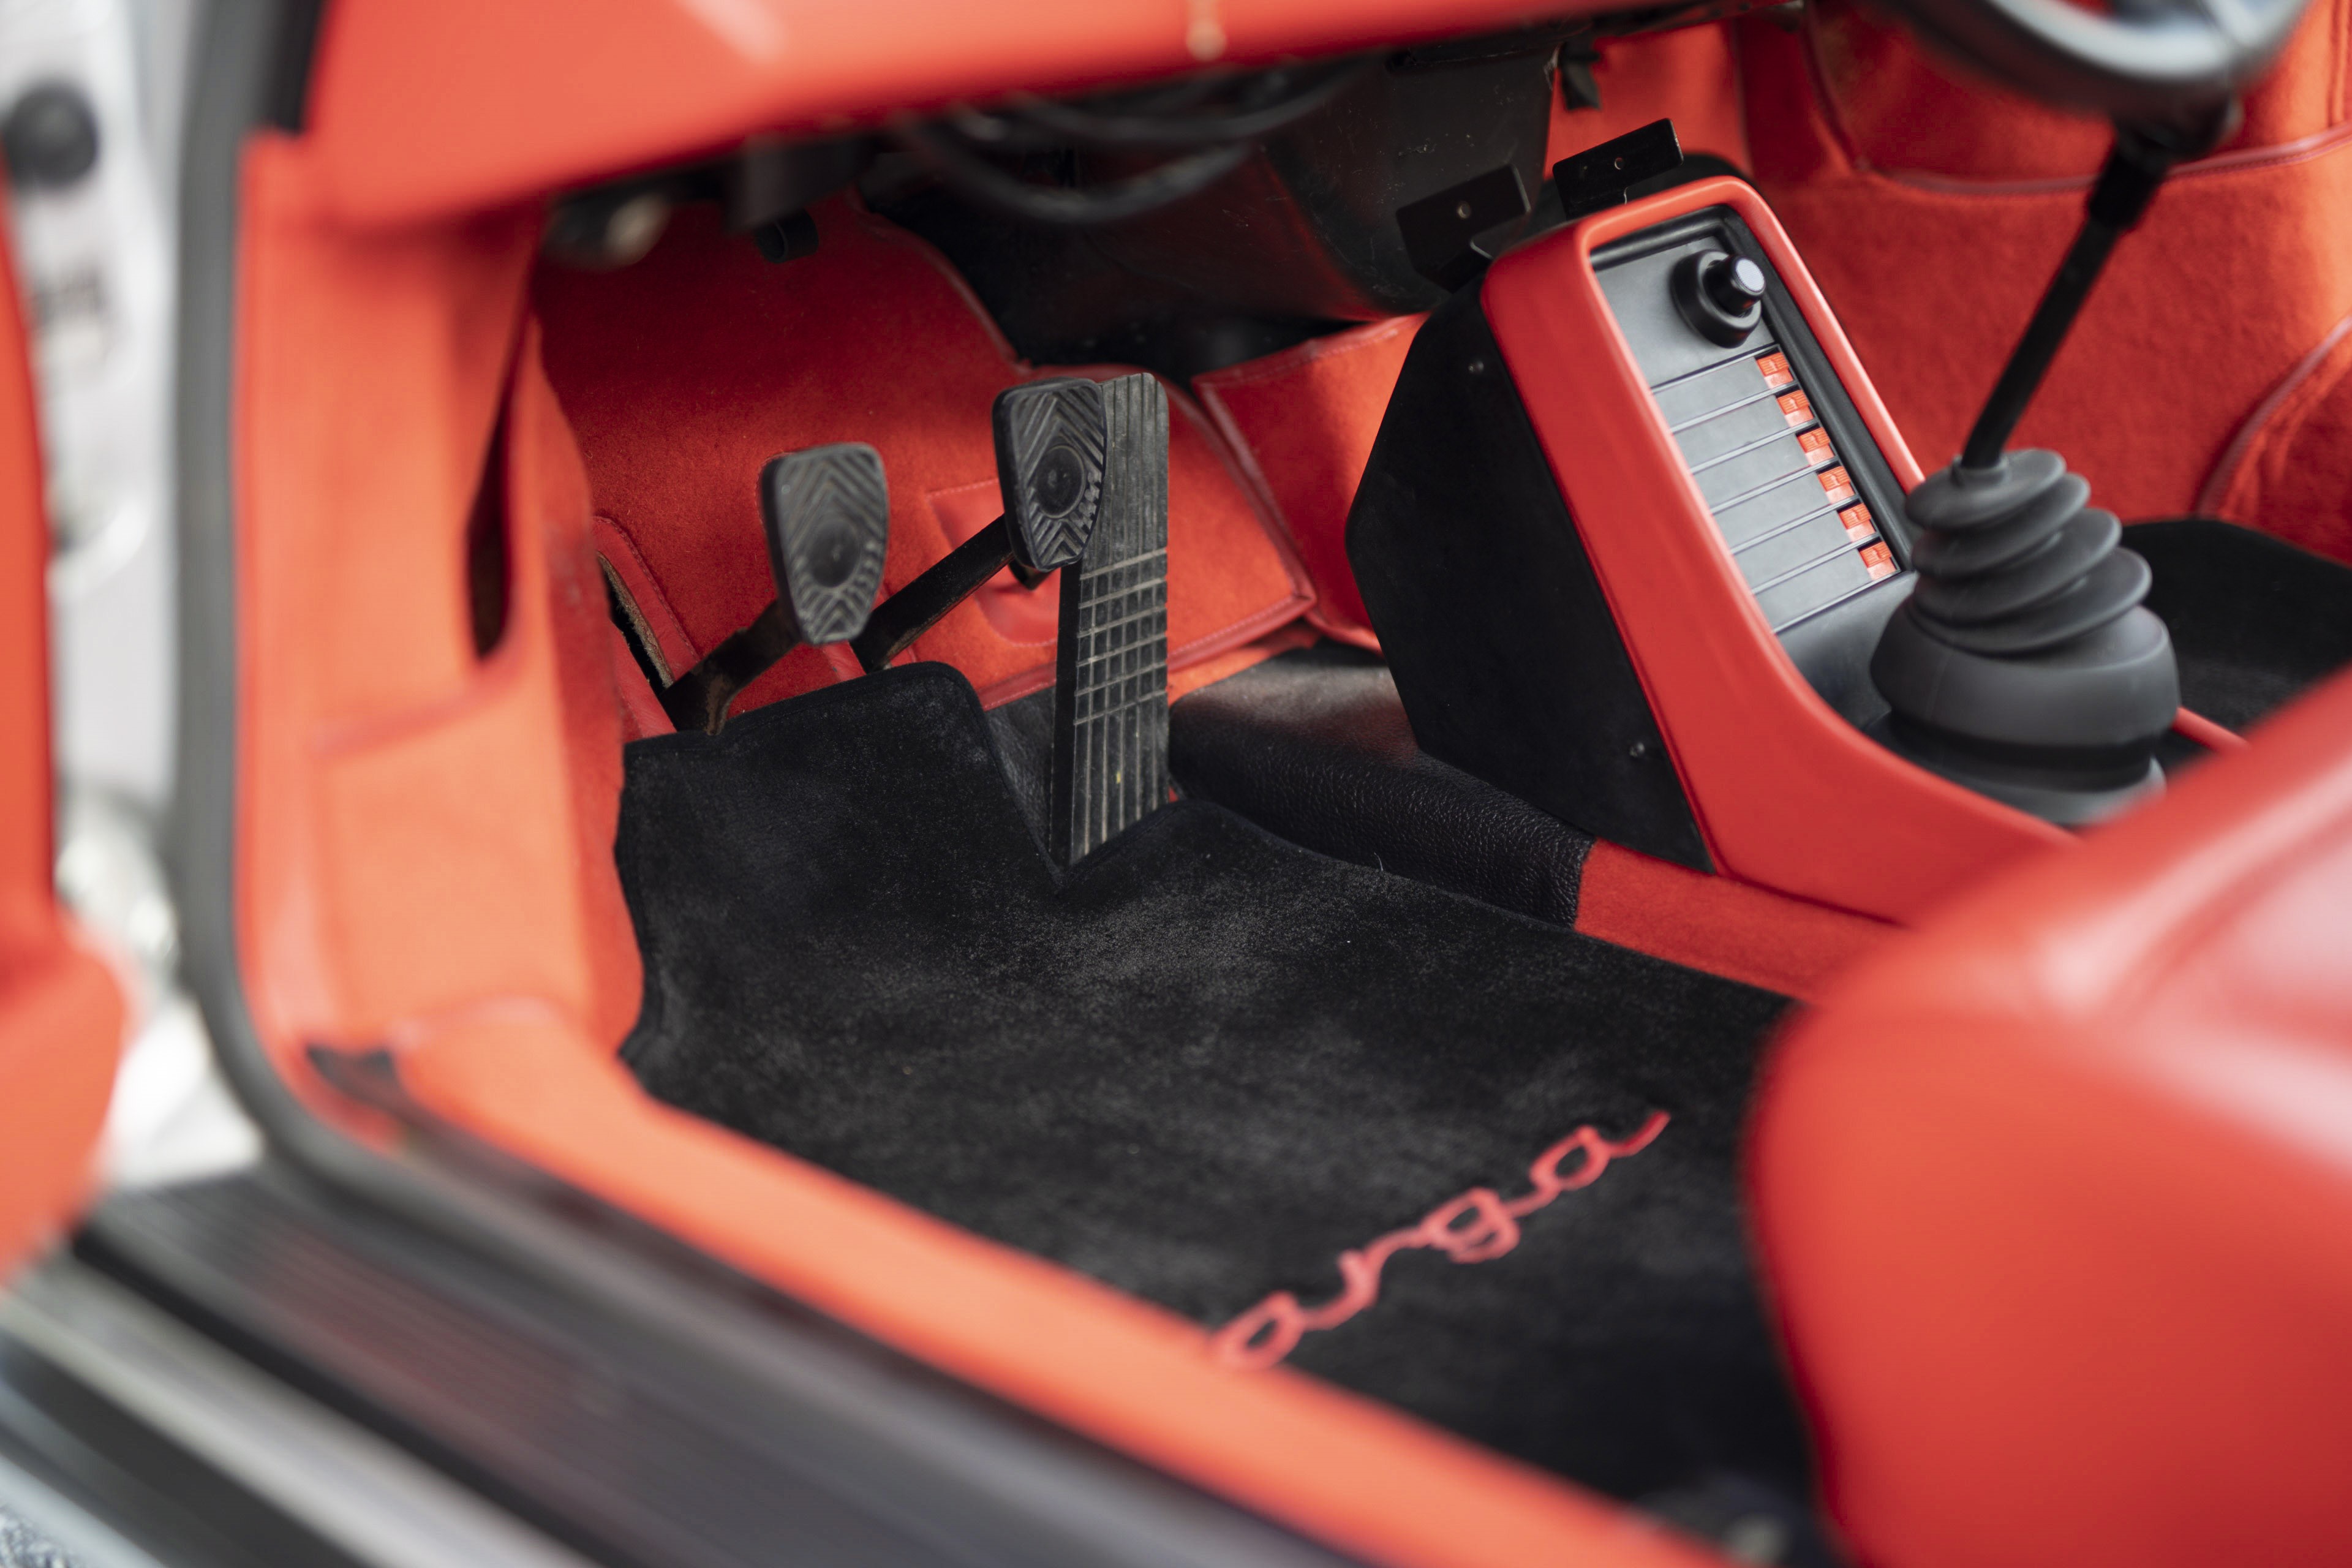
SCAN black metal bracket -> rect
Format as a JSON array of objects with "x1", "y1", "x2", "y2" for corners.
[
  {"x1": 1553, "y1": 118, "x2": 1684, "y2": 222},
  {"x1": 1397, "y1": 165, "x2": 1532, "y2": 291}
]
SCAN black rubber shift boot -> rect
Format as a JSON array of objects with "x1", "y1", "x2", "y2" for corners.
[{"x1": 616, "y1": 662, "x2": 1810, "y2": 1505}]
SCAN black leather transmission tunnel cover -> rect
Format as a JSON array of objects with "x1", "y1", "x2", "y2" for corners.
[{"x1": 1169, "y1": 642, "x2": 1596, "y2": 929}]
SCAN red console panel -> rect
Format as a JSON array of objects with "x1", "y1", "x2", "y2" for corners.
[{"x1": 1479, "y1": 179, "x2": 2069, "y2": 921}]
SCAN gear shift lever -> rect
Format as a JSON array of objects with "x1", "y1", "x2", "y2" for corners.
[{"x1": 1869, "y1": 107, "x2": 2234, "y2": 823}]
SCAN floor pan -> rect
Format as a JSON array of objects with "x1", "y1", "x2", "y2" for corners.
[{"x1": 615, "y1": 663, "x2": 1810, "y2": 1505}]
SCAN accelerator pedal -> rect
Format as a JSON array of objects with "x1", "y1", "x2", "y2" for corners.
[
  {"x1": 851, "y1": 378, "x2": 1107, "y2": 673},
  {"x1": 1050, "y1": 373, "x2": 1170, "y2": 867},
  {"x1": 658, "y1": 442, "x2": 890, "y2": 734}
]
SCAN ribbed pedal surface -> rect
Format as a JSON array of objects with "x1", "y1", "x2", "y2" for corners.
[
  {"x1": 761, "y1": 442, "x2": 890, "y2": 646},
  {"x1": 1050, "y1": 374, "x2": 1169, "y2": 867},
  {"x1": 993, "y1": 379, "x2": 1107, "y2": 575}
]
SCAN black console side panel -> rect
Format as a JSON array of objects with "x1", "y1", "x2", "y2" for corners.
[{"x1": 1346, "y1": 287, "x2": 1711, "y2": 869}]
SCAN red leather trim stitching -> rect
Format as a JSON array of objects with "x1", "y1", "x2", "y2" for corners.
[{"x1": 1208, "y1": 1112, "x2": 1670, "y2": 1371}]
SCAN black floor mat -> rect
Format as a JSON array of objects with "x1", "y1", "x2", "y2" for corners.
[
  {"x1": 2136, "y1": 518, "x2": 2352, "y2": 731},
  {"x1": 617, "y1": 663, "x2": 1810, "y2": 1504}
]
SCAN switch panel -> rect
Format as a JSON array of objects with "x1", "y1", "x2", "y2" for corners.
[
  {"x1": 1595, "y1": 210, "x2": 1911, "y2": 654},
  {"x1": 1349, "y1": 178, "x2": 2060, "y2": 914}
]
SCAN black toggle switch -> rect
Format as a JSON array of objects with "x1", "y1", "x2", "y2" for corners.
[
  {"x1": 1705, "y1": 254, "x2": 1766, "y2": 315},
  {"x1": 1672, "y1": 249, "x2": 1765, "y2": 347}
]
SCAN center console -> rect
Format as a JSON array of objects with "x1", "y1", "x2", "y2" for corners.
[{"x1": 1348, "y1": 177, "x2": 2081, "y2": 922}]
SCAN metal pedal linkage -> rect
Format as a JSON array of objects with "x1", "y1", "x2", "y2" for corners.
[
  {"x1": 851, "y1": 378, "x2": 1107, "y2": 673},
  {"x1": 658, "y1": 442, "x2": 890, "y2": 734},
  {"x1": 1050, "y1": 373, "x2": 1170, "y2": 867}
]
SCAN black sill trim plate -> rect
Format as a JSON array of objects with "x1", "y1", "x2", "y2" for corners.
[
  {"x1": 0, "y1": 1298, "x2": 372, "y2": 1568},
  {"x1": 74, "y1": 1149, "x2": 1351, "y2": 1568}
]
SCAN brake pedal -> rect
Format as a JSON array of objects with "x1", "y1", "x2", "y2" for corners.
[
  {"x1": 659, "y1": 442, "x2": 889, "y2": 734},
  {"x1": 851, "y1": 378, "x2": 1106, "y2": 672},
  {"x1": 1050, "y1": 372, "x2": 1169, "y2": 867}
]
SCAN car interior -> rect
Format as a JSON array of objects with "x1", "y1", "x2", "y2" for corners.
[{"x1": 119, "y1": 0, "x2": 2352, "y2": 1562}]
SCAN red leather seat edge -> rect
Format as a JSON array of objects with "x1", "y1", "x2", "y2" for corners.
[{"x1": 1751, "y1": 668, "x2": 2352, "y2": 1568}]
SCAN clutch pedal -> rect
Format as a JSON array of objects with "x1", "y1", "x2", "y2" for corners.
[{"x1": 658, "y1": 442, "x2": 890, "y2": 734}]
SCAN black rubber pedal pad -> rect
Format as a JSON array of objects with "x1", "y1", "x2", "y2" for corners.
[
  {"x1": 761, "y1": 442, "x2": 890, "y2": 646},
  {"x1": 656, "y1": 443, "x2": 891, "y2": 734},
  {"x1": 993, "y1": 378, "x2": 1107, "y2": 577}
]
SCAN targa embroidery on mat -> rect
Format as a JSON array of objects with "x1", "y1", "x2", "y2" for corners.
[{"x1": 1208, "y1": 1111, "x2": 1670, "y2": 1370}]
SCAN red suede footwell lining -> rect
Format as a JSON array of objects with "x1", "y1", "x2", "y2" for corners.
[
  {"x1": 534, "y1": 198, "x2": 1313, "y2": 720},
  {"x1": 1198, "y1": 316, "x2": 1422, "y2": 648},
  {"x1": 1739, "y1": 0, "x2": 2352, "y2": 561}
]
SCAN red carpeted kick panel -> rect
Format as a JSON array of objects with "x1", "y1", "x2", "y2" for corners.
[
  {"x1": 533, "y1": 198, "x2": 1310, "y2": 718},
  {"x1": 1197, "y1": 318, "x2": 1422, "y2": 647},
  {"x1": 1738, "y1": 0, "x2": 2352, "y2": 562},
  {"x1": 512, "y1": 326, "x2": 649, "y2": 1051},
  {"x1": 1545, "y1": 23, "x2": 1752, "y2": 173}
]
